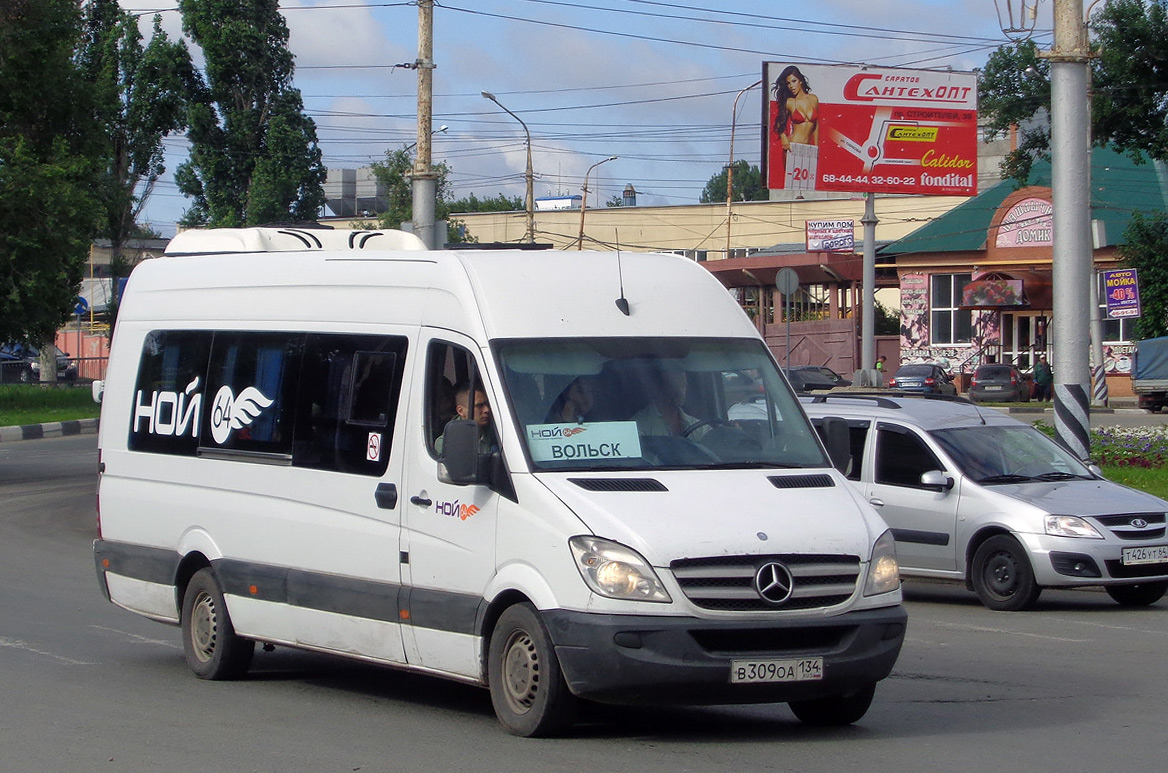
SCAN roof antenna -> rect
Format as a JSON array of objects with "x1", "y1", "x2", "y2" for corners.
[{"x1": 614, "y1": 229, "x2": 630, "y2": 315}]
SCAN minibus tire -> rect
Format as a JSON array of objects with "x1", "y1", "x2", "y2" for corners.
[
  {"x1": 487, "y1": 603, "x2": 576, "y2": 737},
  {"x1": 788, "y1": 683, "x2": 876, "y2": 726},
  {"x1": 181, "y1": 568, "x2": 254, "y2": 680}
]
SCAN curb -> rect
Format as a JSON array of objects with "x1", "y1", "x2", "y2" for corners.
[{"x1": 0, "y1": 418, "x2": 99, "y2": 444}]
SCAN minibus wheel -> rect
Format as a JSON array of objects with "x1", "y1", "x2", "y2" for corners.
[
  {"x1": 487, "y1": 603, "x2": 576, "y2": 737},
  {"x1": 181, "y1": 568, "x2": 254, "y2": 680},
  {"x1": 788, "y1": 683, "x2": 876, "y2": 726}
]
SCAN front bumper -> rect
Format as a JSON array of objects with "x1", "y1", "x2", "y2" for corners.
[
  {"x1": 1020, "y1": 532, "x2": 1168, "y2": 587},
  {"x1": 541, "y1": 605, "x2": 907, "y2": 706}
]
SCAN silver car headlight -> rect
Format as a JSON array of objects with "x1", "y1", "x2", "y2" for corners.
[
  {"x1": 864, "y1": 530, "x2": 901, "y2": 596},
  {"x1": 1045, "y1": 515, "x2": 1104, "y2": 539},
  {"x1": 569, "y1": 536, "x2": 671, "y2": 603}
]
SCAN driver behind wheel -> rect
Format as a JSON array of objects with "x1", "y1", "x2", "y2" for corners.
[{"x1": 633, "y1": 368, "x2": 710, "y2": 440}]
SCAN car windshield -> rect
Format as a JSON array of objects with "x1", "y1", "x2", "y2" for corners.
[
  {"x1": 930, "y1": 425, "x2": 1093, "y2": 483},
  {"x1": 496, "y1": 337, "x2": 828, "y2": 471}
]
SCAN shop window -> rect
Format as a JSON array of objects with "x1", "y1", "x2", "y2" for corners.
[{"x1": 930, "y1": 273, "x2": 972, "y2": 344}]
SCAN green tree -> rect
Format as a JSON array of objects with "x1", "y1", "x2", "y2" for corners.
[
  {"x1": 979, "y1": 1, "x2": 1168, "y2": 183},
  {"x1": 605, "y1": 194, "x2": 625, "y2": 208},
  {"x1": 0, "y1": 0, "x2": 102, "y2": 359},
  {"x1": 699, "y1": 160, "x2": 768, "y2": 204},
  {"x1": 175, "y1": 0, "x2": 325, "y2": 227},
  {"x1": 448, "y1": 192, "x2": 523, "y2": 213},
  {"x1": 79, "y1": 0, "x2": 195, "y2": 335},
  {"x1": 1120, "y1": 212, "x2": 1168, "y2": 340}
]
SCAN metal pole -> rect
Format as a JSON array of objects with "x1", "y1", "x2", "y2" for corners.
[
  {"x1": 860, "y1": 193, "x2": 878, "y2": 371},
  {"x1": 411, "y1": 0, "x2": 438, "y2": 249},
  {"x1": 1049, "y1": 0, "x2": 1093, "y2": 459},
  {"x1": 726, "y1": 79, "x2": 762, "y2": 259},
  {"x1": 481, "y1": 91, "x2": 534, "y2": 242},
  {"x1": 576, "y1": 156, "x2": 616, "y2": 250}
]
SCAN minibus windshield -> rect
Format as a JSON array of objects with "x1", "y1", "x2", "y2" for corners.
[{"x1": 496, "y1": 337, "x2": 828, "y2": 471}]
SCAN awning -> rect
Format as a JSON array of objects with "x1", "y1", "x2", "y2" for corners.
[{"x1": 703, "y1": 251, "x2": 865, "y2": 289}]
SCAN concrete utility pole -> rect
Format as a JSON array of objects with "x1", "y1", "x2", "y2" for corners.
[
  {"x1": 861, "y1": 194, "x2": 878, "y2": 372},
  {"x1": 411, "y1": 0, "x2": 438, "y2": 249},
  {"x1": 1047, "y1": 0, "x2": 1093, "y2": 458}
]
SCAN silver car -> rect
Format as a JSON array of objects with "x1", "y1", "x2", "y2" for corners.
[{"x1": 802, "y1": 393, "x2": 1168, "y2": 610}]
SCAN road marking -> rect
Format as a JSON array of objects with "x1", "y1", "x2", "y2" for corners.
[
  {"x1": 88, "y1": 625, "x2": 181, "y2": 649},
  {"x1": 0, "y1": 636, "x2": 94, "y2": 666},
  {"x1": 928, "y1": 621, "x2": 1090, "y2": 643}
]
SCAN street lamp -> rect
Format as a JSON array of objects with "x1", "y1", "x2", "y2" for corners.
[
  {"x1": 726, "y1": 79, "x2": 762, "y2": 259},
  {"x1": 481, "y1": 91, "x2": 535, "y2": 242},
  {"x1": 577, "y1": 156, "x2": 617, "y2": 250}
]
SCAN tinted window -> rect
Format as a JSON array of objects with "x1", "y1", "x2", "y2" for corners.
[
  {"x1": 875, "y1": 424, "x2": 943, "y2": 488},
  {"x1": 894, "y1": 365, "x2": 933, "y2": 378},
  {"x1": 129, "y1": 331, "x2": 212, "y2": 455},
  {"x1": 130, "y1": 330, "x2": 406, "y2": 477}
]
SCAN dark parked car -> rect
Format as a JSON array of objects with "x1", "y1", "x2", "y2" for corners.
[
  {"x1": 789, "y1": 365, "x2": 852, "y2": 388},
  {"x1": 887, "y1": 363, "x2": 956, "y2": 395},
  {"x1": 783, "y1": 367, "x2": 839, "y2": 393},
  {"x1": 0, "y1": 343, "x2": 78, "y2": 383},
  {"x1": 969, "y1": 364, "x2": 1030, "y2": 403}
]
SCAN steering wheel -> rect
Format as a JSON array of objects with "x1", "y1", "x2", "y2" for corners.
[{"x1": 681, "y1": 418, "x2": 729, "y2": 438}]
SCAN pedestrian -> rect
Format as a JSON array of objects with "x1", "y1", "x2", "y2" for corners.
[
  {"x1": 876, "y1": 355, "x2": 886, "y2": 372},
  {"x1": 1033, "y1": 355, "x2": 1053, "y2": 402}
]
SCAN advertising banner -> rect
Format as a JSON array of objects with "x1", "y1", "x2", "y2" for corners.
[
  {"x1": 763, "y1": 63, "x2": 978, "y2": 196},
  {"x1": 806, "y1": 220, "x2": 855, "y2": 252},
  {"x1": 1102, "y1": 268, "x2": 1141, "y2": 319}
]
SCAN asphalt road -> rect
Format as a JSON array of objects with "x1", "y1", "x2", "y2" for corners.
[{"x1": 3, "y1": 435, "x2": 1167, "y2": 772}]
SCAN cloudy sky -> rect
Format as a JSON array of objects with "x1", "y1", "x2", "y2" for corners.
[{"x1": 118, "y1": 1, "x2": 1054, "y2": 235}]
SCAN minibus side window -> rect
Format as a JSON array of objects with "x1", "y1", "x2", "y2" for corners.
[
  {"x1": 128, "y1": 330, "x2": 212, "y2": 456},
  {"x1": 292, "y1": 334, "x2": 407, "y2": 476},
  {"x1": 203, "y1": 332, "x2": 302, "y2": 458},
  {"x1": 425, "y1": 341, "x2": 485, "y2": 457}
]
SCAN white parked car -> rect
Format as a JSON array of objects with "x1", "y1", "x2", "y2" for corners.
[{"x1": 802, "y1": 393, "x2": 1168, "y2": 610}]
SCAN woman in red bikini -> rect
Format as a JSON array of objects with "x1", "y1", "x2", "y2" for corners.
[{"x1": 773, "y1": 65, "x2": 819, "y2": 150}]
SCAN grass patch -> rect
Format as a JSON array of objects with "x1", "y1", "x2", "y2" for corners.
[
  {"x1": 1033, "y1": 420, "x2": 1168, "y2": 498},
  {"x1": 0, "y1": 384, "x2": 100, "y2": 427},
  {"x1": 1098, "y1": 464, "x2": 1168, "y2": 500}
]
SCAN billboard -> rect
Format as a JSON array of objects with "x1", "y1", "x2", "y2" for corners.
[
  {"x1": 806, "y1": 220, "x2": 855, "y2": 252},
  {"x1": 1102, "y1": 268, "x2": 1141, "y2": 319},
  {"x1": 763, "y1": 63, "x2": 978, "y2": 196}
]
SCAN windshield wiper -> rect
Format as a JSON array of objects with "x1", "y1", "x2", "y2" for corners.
[
  {"x1": 1034, "y1": 471, "x2": 1087, "y2": 481},
  {"x1": 977, "y1": 473, "x2": 1036, "y2": 484}
]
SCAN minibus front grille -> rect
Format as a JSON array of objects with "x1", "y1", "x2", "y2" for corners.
[
  {"x1": 669, "y1": 554, "x2": 861, "y2": 611},
  {"x1": 569, "y1": 478, "x2": 668, "y2": 492}
]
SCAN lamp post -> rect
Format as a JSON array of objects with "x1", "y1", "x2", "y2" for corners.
[
  {"x1": 726, "y1": 79, "x2": 762, "y2": 259},
  {"x1": 481, "y1": 91, "x2": 535, "y2": 242},
  {"x1": 577, "y1": 156, "x2": 617, "y2": 250}
]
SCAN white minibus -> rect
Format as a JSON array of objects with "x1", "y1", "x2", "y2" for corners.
[{"x1": 93, "y1": 227, "x2": 905, "y2": 736}]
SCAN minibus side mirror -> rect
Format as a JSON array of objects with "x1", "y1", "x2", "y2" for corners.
[
  {"x1": 819, "y1": 416, "x2": 850, "y2": 473},
  {"x1": 439, "y1": 419, "x2": 483, "y2": 485}
]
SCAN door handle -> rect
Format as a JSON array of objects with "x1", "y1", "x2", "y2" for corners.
[
  {"x1": 374, "y1": 482, "x2": 398, "y2": 510},
  {"x1": 869, "y1": 497, "x2": 885, "y2": 508},
  {"x1": 410, "y1": 494, "x2": 432, "y2": 507}
]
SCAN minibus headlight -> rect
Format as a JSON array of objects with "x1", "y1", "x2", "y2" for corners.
[
  {"x1": 864, "y1": 530, "x2": 900, "y2": 596},
  {"x1": 1045, "y1": 515, "x2": 1103, "y2": 539},
  {"x1": 569, "y1": 536, "x2": 671, "y2": 603}
]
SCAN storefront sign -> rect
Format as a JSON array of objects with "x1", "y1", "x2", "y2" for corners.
[
  {"x1": 806, "y1": 220, "x2": 855, "y2": 252},
  {"x1": 1103, "y1": 268, "x2": 1142, "y2": 319},
  {"x1": 763, "y1": 62, "x2": 978, "y2": 196},
  {"x1": 995, "y1": 197, "x2": 1053, "y2": 248},
  {"x1": 962, "y1": 279, "x2": 1024, "y2": 308}
]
